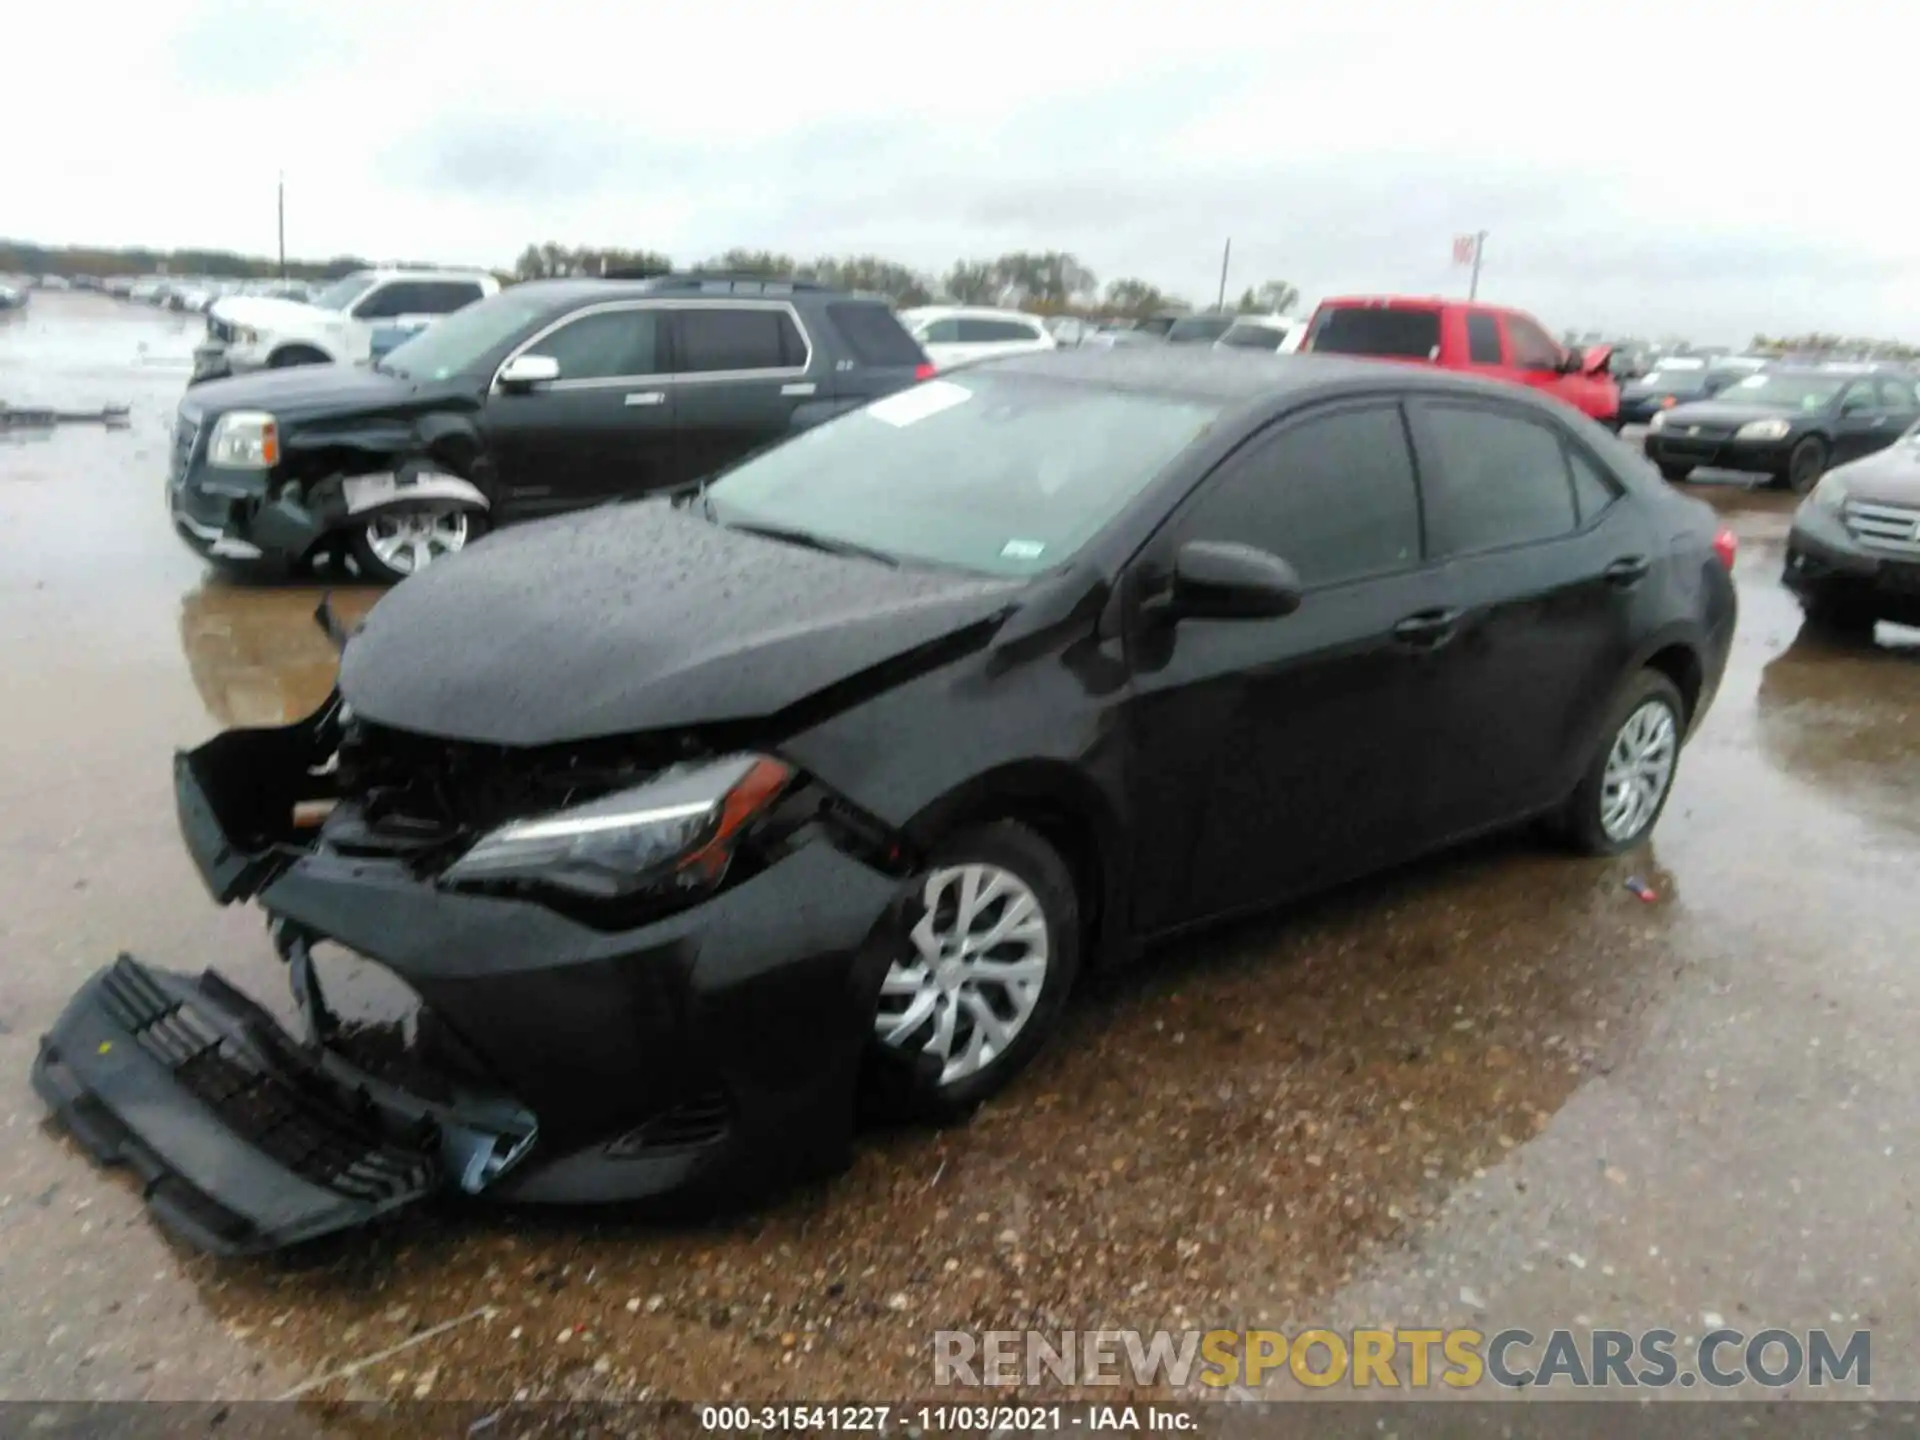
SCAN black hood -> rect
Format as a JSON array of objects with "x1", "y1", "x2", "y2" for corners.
[
  {"x1": 338, "y1": 501, "x2": 1026, "y2": 746},
  {"x1": 182, "y1": 365, "x2": 440, "y2": 422},
  {"x1": 1663, "y1": 398, "x2": 1818, "y2": 426}
]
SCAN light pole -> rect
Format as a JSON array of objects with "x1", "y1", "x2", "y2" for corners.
[
  {"x1": 1216, "y1": 237, "x2": 1232, "y2": 311},
  {"x1": 1468, "y1": 230, "x2": 1486, "y2": 301},
  {"x1": 277, "y1": 173, "x2": 287, "y2": 281}
]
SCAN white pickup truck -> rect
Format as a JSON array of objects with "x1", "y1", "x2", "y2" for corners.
[{"x1": 191, "y1": 268, "x2": 499, "y2": 383}]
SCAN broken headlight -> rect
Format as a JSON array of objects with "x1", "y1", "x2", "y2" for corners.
[{"x1": 439, "y1": 754, "x2": 793, "y2": 902}]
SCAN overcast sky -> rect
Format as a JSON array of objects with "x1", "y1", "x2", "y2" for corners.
[{"x1": 11, "y1": 0, "x2": 1919, "y2": 341}]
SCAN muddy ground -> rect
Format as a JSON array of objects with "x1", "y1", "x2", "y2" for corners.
[{"x1": 1, "y1": 292, "x2": 1915, "y2": 1410}]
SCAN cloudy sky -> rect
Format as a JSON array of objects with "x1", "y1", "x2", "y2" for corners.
[{"x1": 11, "y1": 0, "x2": 1919, "y2": 341}]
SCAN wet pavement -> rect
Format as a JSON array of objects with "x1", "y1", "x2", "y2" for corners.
[{"x1": 1, "y1": 292, "x2": 1916, "y2": 1408}]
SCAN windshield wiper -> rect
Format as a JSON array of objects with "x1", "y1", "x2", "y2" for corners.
[{"x1": 721, "y1": 519, "x2": 901, "y2": 568}]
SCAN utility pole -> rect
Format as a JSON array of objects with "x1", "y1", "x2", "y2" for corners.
[
  {"x1": 1216, "y1": 238, "x2": 1232, "y2": 311},
  {"x1": 1468, "y1": 229, "x2": 1486, "y2": 301},
  {"x1": 277, "y1": 173, "x2": 287, "y2": 281}
]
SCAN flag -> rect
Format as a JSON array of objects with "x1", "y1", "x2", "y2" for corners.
[{"x1": 1453, "y1": 234, "x2": 1481, "y2": 266}]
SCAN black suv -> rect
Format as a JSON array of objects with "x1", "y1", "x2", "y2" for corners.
[{"x1": 166, "y1": 275, "x2": 933, "y2": 582}]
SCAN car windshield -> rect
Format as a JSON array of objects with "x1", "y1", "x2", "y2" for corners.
[
  {"x1": 705, "y1": 374, "x2": 1223, "y2": 576},
  {"x1": 1644, "y1": 369, "x2": 1708, "y2": 394},
  {"x1": 310, "y1": 275, "x2": 377, "y2": 312},
  {"x1": 378, "y1": 293, "x2": 553, "y2": 380},
  {"x1": 1719, "y1": 373, "x2": 1845, "y2": 410},
  {"x1": 1216, "y1": 322, "x2": 1288, "y2": 352},
  {"x1": 1165, "y1": 315, "x2": 1236, "y2": 344}
]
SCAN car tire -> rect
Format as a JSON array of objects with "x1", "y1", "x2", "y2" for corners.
[
  {"x1": 1656, "y1": 462, "x2": 1693, "y2": 483},
  {"x1": 268, "y1": 345, "x2": 329, "y2": 368},
  {"x1": 865, "y1": 821, "x2": 1080, "y2": 1123},
  {"x1": 348, "y1": 504, "x2": 485, "y2": 584},
  {"x1": 1785, "y1": 436, "x2": 1828, "y2": 494},
  {"x1": 1560, "y1": 670, "x2": 1687, "y2": 857}
]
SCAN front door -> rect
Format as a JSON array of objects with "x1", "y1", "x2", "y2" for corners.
[
  {"x1": 1832, "y1": 378, "x2": 1895, "y2": 466},
  {"x1": 1122, "y1": 398, "x2": 1450, "y2": 934},
  {"x1": 481, "y1": 303, "x2": 675, "y2": 517},
  {"x1": 665, "y1": 303, "x2": 816, "y2": 485},
  {"x1": 1401, "y1": 396, "x2": 1654, "y2": 837}
]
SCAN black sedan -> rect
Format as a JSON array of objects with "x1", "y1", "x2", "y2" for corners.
[
  {"x1": 35, "y1": 352, "x2": 1738, "y2": 1254},
  {"x1": 1644, "y1": 368, "x2": 1920, "y2": 491},
  {"x1": 1784, "y1": 419, "x2": 1920, "y2": 631},
  {"x1": 1617, "y1": 363, "x2": 1715, "y2": 425}
]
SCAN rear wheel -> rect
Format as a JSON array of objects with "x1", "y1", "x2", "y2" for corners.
[
  {"x1": 1561, "y1": 670, "x2": 1685, "y2": 856},
  {"x1": 1785, "y1": 436, "x2": 1828, "y2": 494},
  {"x1": 348, "y1": 503, "x2": 481, "y2": 583},
  {"x1": 1657, "y1": 462, "x2": 1693, "y2": 483},
  {"x1": 867, "y1": 822, "x2": 1079, "y2": 1121}
]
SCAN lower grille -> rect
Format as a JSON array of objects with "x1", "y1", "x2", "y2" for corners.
[
  {"x1": 1845, "y1": 500, "x2": 1920, "y2": 557},
  {"x1": 609, "y1": 1089, "x2": 731, "y2": 1156},
  {"x1": 97, "y1": 956, "x2": 434, "y2": 1204}
]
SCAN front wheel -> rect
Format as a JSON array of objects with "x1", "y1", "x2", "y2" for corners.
[
  {"x1": 1785, "y1": 436, "x2": 1829, "y2": 494},
  {"x1": 268, "y1": 345, "x2": 329, "y2": 368},
  {"x1": 348, "y1": 503, "x2": 483, "y2": 583},
  {"x1": 867, "y1": 822, "x2": 1080, "y2": 1121},
  {"x1": 1560, "y1": 670, "x2": 1686, "y2": 856}
]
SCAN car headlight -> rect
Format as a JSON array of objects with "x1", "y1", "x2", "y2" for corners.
[
  {"x1": 1736, "y1": 418, "x2": 1790, "y2": 441},
  {"x1": 206, "y1": 410, "x2": 279, "y2": 468},
  {"x1": 1810, "y1": 474, "x2": 1849, "y2": 512},
  {"x1": 440, "y1": 753, "x2": 794, "y2": 901}
]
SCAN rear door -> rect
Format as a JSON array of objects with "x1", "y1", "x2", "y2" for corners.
[
  {"x1": 666, "y1": 302, "x2": 816, "y2": 483},
  {"x1": 1403, "y1": 397, "x2": 1653, "y2": 836},
  {"x1": 481, "y1": 302, "x2": 674, "y2": 515}
]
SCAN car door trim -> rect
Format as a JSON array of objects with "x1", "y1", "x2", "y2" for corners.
[{"x1": 489, "y1": 298, "x2": 816, "y2": 395}]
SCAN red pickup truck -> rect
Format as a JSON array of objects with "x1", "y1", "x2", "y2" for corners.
[{"x1": 1301, "y1": 296, "x2": 1620, "y2": 427}]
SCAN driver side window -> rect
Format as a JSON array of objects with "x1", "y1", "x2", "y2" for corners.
[
  {"x1": 522, "y1": 308, "x2": 662, "y2": 381},
  {"x1": 1841, "y1": 380, "x2": 1881, "y2": 415},
  {"x1": 352, "y1": 284, "x2": 410, "y2": 321},
  {"x1": 1505, "y1": 315, "x2": 1561, "y2": 371}
]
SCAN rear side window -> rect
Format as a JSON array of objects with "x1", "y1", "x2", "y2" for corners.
[
  {"x1": 918, "y1": 317, "x2": 961, "y2": 343},
  {"x1": 676, "y1": 307, "x2": 806, "y2": 372},
  {"x1": 957, "y1": 317, "x2": 1043, "y2": 343},
  {"x1": 1466, "y1": 312, "x2": 1503, "y2": 364},
  {"x1": 1307, "y1": 306, "x2": 1441, "y2": 359},
  {"x1": 412, "y1": 281, "x2": 485, "y2": 314},
  {"x1": 1217, "y1": 323, "x2": 1287, "y2": 352},
  {"x1": 1417, "y1": 403, "x2": 1578, "y2": 555},
  {"x1": 828, "y1": 303, "x2": 925, "y2": 367},
  {"x1": 1177, "y1": 404, "x2": 1421, "y2": 587},
  {"x1": 1566, "y1": 444, "x2": 1620, "y2": 524},
  {"x1": 525, "y1": 307, "x2": 661, "y2": 380}
]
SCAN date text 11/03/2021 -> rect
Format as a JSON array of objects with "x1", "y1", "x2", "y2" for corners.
[{"x1": 700, "y1": 1405, "x2": 1195, "y2": 1432}]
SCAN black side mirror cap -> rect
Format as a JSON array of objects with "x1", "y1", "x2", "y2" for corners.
[{"x1": 1153, "y1": 541, "x2": 1304, "y2": 621}]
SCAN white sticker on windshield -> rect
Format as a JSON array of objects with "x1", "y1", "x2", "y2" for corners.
[
  {"x1": 1001, "y1": 539, "x2": 1047, "y2": 561},
  {"x1": 1735, "y1": 374, "x2": 1768, "y2": 388},
  {"x1": 867, "y1": 379, "x2": 973, "y2": 428}
]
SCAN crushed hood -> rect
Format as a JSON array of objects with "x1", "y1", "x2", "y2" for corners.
[
  {"x1": 338, "y1": 501, "x2": 1025, "y2": 746},
  {"x1": 1830, "y1": 434, "x2": 1920, "y2": 505}
]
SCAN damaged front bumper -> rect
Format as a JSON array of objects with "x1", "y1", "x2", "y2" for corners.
[{"x1": 35, "y1": 700, "x2": 905, "y2": 1254}]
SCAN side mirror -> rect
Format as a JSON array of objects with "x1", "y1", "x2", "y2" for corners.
[
  {"x1": 498, "y1": 354, "x2": 560, "y2": 391},
  {"x1": 1154, "y1": 541, "x2": 1303, "y2": 621}
]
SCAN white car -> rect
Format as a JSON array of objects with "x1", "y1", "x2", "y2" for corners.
[
  {"x1": 895, "y1": 305, "x2": 1056, "y2": 371},
  {"x1": 1212, "y1": 314, "x2": 1306, "y2": 356},
  {"x1": 192, "y1": 268, "x2": 499, "y2": 383}
]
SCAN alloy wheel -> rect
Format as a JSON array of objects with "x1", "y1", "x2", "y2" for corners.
[
  {"x1": 874, "y1": 863, "x2": 1051, "y2": 1088},
  {"x1": 1600, "y1": 698, "x2": 1678, "y2": 843},
  {"x1": 365, "y1": 505, "x2": 469, "y2": 575}
]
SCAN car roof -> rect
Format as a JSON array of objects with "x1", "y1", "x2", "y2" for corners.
[
  {"x1": 507, "y1": 275, "x2": 870, "y2": 308},
  {"x1": 1223, "y1": 314, "x2": 1295, "y2": 330},
  {"x1": 968, "y1": 347, "x2": 1594, "y2": 413},
  {"x1": 899, "y1": 305, "x2": 1041, "y2": 322}
]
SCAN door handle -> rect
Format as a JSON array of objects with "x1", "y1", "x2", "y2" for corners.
[
  {"x1": 625, "y1": 391, "x2": 665, "y2": 407},
  {"x1": 1392, "y1": 608, "x2": 1461, "y2": 648},
  {"x1": 1604, "y1": 555, "x2": 1651, "y2": 586}
]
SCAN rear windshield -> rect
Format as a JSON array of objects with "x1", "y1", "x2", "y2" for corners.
[
  {"x1": 1643, "y1": 369, "x2": 1708, "y2": 394},
  {"x1": 1307, "y1": 306, "x2": 1442, "y2": 359},
  {"x1": 828, "y1": 302, "x2": 927, "y2": 367},
  {"x1": 1165, "y1": 315, "x2": 1237, "y2": 344},
  {"x1": 1216, "y1": 321, "x2": 1288, "y2": 352}
]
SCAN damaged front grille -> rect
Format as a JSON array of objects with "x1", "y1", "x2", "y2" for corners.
[{"x1": 98, "y1": 957, "x2": 434, "y2": 1205}]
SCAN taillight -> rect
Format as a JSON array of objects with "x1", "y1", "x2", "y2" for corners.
[
  {"x1": 1712, "y1": 527, "x2": 1737, "y2": 571},
  {"x1": 913, "y1": 363, "x2": 936, "y2": 381},
  {"x1": 1660, "y1": 395, "x2": 1677, "y2": 407}
]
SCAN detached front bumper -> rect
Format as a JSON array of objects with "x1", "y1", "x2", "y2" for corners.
[
  {"x1": 1643, "y1": 429, "x2": 1793, "y2": 476},
  {"x1": 36, "y1": 705, "x2": 905, "y2": 1253}
]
